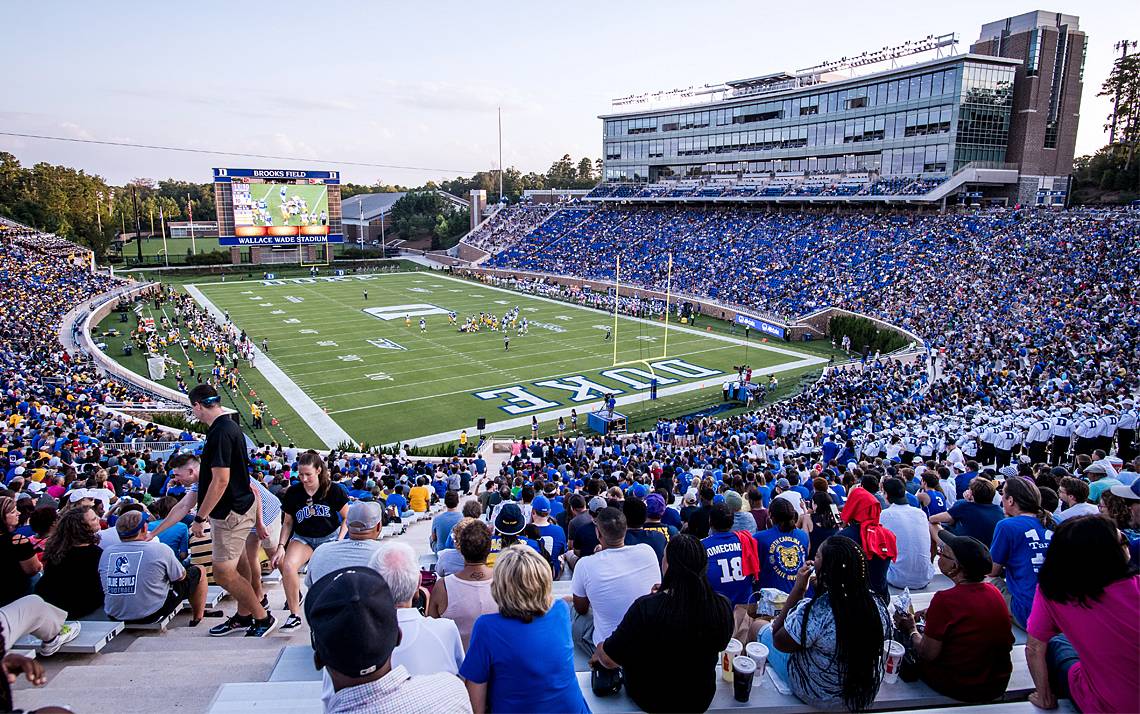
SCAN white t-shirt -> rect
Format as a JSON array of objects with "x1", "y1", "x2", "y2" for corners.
[
  {"x1": 571, "y1": 543, "x2": 660, "y2": 645},
  {"x1": 773, "y1": 490, "x2": 805, "y2": 515},
  {"x1": 880, "y1": 503, "x2": 935, "y2": 590},
  {"x1": 1054, "y1": 501, "x2": 1099, "y2": 523}
]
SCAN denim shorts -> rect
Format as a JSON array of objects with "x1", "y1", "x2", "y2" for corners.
[{"x1": 290, "y1": 531, "x2": 340, "y2": 549}]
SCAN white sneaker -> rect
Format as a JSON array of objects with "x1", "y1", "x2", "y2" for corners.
[{"x1": 38, "y1": 621, "x2": 81, "y2": 656}]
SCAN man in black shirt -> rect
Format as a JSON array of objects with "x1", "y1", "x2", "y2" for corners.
[{"x1": 188, "y1": 384, "x2": 276, "y2": 637}]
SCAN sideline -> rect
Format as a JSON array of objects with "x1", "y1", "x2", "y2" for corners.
[{"x1": 184, "y1": 284, "x2": 356, "y2": 449}]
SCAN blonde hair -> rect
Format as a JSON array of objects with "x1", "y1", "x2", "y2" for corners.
[{"x1": 490, "y1": 545, "x2": 552, "y2": 623}]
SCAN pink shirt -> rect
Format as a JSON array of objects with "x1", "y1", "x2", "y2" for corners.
[{"x1": 1026, "y1": 577, "x2": 1140, "y2": 714}]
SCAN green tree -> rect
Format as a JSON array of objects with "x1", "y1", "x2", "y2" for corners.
[{"x1": 1100, "y1": 50, "x2": 1140, "y2": 169}]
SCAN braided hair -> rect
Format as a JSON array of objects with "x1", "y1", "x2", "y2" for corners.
[
  {"x1": 659, "y1": 534, "x2": 732, "y2": 631},
  {"x1": 790, "y1": 536, "x2": 885, "y2": 712}
]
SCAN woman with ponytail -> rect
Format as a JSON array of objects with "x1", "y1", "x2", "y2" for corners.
[
  {"x1": 590, "y1": 534, "x2": 733, "y2": 713},
  {"x1": 761, "y1": 536, "x2": 891, "y2": 711},
  {"x1": 989, "y1": 476, "x2": 1053, "y2": 629},
  {"x1": 273, "y1": 450, "x2": 348, "y2": 631}
]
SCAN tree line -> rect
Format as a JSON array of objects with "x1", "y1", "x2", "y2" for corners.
[{"x1": 0, "y1": 150, "x2": 601, "y2": 255}]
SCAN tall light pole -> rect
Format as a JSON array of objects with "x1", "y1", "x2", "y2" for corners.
[{"x1": 498, "y1": 107, "x2": 504, "y2": 203}]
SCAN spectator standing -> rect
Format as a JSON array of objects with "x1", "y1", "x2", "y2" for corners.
[
  {"x1": 894, "y1": 530, "x2": 1013, "y2": 702},
  {"x1": 571, "y1": 507, "x2": 661, "y2": 658},
  {"x1": 460, "y1": 546, "x2": 588, "y2": 714},
  {"x1": 1026, "y1": 516, "x2": 1139, "y2": 713},
  {"x1": 35, "y1": 506, "x2": 104, "y2": 619},
  {"x1": 702, "y1": 503, "x2": 757, "y2": 617},
  {"x1": 187, "y1": 384, "x2": 275, "y2": 637},
  {"x1": 591, "y1": 535, "x2": 734, "y2": 713},
  {"x1": 306, "y1": 567, "x2": 471, "y2": 714}
]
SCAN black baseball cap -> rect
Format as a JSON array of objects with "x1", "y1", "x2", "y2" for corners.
[
  {"x1": 494, "y1": 502, "x2": 526, "y2": 536},
  {"x1": 937, "y1": 530, "x2": 993, "y2": 581},
  {"x1": 305, "y1": 567, "x2": 399, "y2": 678}
]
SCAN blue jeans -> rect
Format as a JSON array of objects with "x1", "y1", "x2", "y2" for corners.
[
  {"x1": 1046, "y1": 634, "x2": 1079, "y2": 709},
  {"x1": 757, "y1": 624, "x2": 791, "y2": 683}
]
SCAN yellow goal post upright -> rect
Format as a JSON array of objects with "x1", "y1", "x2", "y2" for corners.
[
  {"x1": 298, "y1": 239, "x2": 332, "y2": 268},
  {"x1": 608, "y1": 252, "x2": 673, "y2": 380}
]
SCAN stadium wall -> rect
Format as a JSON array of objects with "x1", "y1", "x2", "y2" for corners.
[
  {"x1": 63, "y1": 282, "x2": 193, "y2": 408},
  {"x1": 456, "y1": 266, "x2": 805, "y2": 336}
]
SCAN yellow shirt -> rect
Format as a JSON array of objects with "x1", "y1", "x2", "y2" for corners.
[{"x1": 408, "y1": 486, "x2": 430, "y2": 513}]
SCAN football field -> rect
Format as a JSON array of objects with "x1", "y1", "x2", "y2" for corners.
[{"x1": 177, "y1": 272, "x2": 825, "y2": 447}]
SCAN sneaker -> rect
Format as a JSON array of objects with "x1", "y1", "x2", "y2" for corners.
[
  {"x1": 245, "y1": 614, "x2": 278, "y2": 638},
  {"x1": 280, "y1": 614, "x2": 302, "y2": 631},
  {"x1": 209, "y1": 614, "x2": 253, "y2": 637},
  {"x1": 38, "y1": 622, "x2": 81, "y2": 656}
]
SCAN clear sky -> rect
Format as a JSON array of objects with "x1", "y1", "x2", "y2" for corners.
[{"x1": 1, "y1": 1, "x2": 1134, "y2": 186}]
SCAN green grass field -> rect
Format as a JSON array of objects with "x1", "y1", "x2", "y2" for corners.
[
  {"x1": 100, "y1": 272, "x2": 828, "y2": 448},
  {"x1": 239, "y1": 183, "x2": 328, "y2": 228}
]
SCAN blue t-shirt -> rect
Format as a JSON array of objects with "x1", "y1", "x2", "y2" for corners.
[
  {"x1": 989, "y1": 514, "x2": 1052, "y2": 626},
  {"x1": 702, "y1": 531, "x2": 755, "y2": 605},
  {"x1": 922, "y1": 488, "x2": 948, "y2": 517},
  {"x1": 459, "y1": 600, "x2": 589, "y2": 714},
  {"x1": 386, "y1": 493, "x2": 408, "y2": 512},
  {"x1": 155, "y1": 521, "x2": 190, "y2": 560},
  {"x1": 947, "y1": 500, "x2": 1004, "y2": 547},
  {"x1": 955, "y1": 471, "x2": 978, "y2": 500},
  {"x1": 431, "y1": 511, "x2": 462, "y2": 554},
  {"x1": 753, "y1": 526, "x2": 810, "y2": 593},
  {"x1": 534, "y1": 523, "x2": 568, "y2": 577}
]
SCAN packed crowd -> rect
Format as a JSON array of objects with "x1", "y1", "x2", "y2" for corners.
[
  {"x1": 461, "y1": 204, "x2": 559, "y2": 254},
  {"x1": 2, "y1": 209, "x2": 1139, "y2": 713}
]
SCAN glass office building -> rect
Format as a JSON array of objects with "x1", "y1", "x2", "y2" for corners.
[{"x1": 600, "y1": 54, "x2": 1019, "y2": 183}]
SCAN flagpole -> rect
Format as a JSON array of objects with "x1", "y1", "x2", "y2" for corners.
[{"x1": 358, "y1": 200, "x2": 364, "y2": 250}]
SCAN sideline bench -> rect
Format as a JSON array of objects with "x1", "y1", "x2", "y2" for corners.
[{"x1": 14, "y1": 620, "x2": 124, "y2": 655}]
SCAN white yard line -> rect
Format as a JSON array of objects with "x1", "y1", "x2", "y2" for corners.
[
  {"x1": 188, "y1": 271, "x2": 827, "y2": 447},
  {"x1": 185, "y1": 284, "x2": 356, "y2": 449}
]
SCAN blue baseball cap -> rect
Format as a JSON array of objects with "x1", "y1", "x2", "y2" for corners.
[
  {"x1": 532, "y1": 495, "x2": 551, "y2": 513},
  {"x1": 630, "y1": 483, "x2": 649, "y2": 500}
]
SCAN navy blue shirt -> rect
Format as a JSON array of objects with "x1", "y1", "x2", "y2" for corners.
[{"x1": 947, "y1": 500, "x2": 1004, "y2": 548}]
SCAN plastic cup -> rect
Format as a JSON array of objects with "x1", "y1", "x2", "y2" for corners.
[
  {"x1": 721, "y1": 638, "x2": 743, "y2": 682},
  {"x1": 745, "y1": 641, "x2": 769, "y2": 685},
  {"x1": 882, "y1": 640, "x2": 905, "y2": 684},
  {"x1": 732, "y1": 656, "x2": 757, "y2": 702}
]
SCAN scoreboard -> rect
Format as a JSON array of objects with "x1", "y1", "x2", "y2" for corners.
[{"x1": 213, "y1": 168, "x2": 344, "y2": 246}]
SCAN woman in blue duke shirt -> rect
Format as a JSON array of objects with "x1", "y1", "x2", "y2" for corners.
[{"x1": 460, "y1": 545, "x2": 589, "y2": 714}]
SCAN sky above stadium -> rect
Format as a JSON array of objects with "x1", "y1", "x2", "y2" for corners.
[{"x1": 1, "y1": 0, "x2": 1135, "y2": 186}]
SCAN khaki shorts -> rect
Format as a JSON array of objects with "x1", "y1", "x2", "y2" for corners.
[{"x1": 210, "y1": 509, "x2": 257, "y2": 563}]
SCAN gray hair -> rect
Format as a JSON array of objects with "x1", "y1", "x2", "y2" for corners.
[{"x1": 369, "y1": 541, "x2": 420, "y2": 605}]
